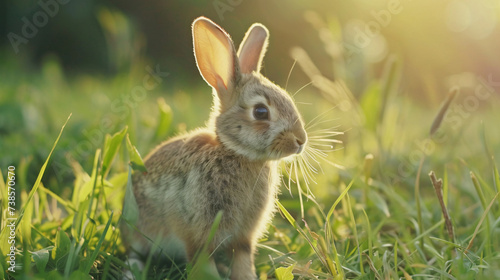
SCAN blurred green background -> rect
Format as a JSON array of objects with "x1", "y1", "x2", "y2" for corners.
[
  {"x1": 3, "y1": 0, "x2": 500, "y2": 89},
  {"x1": 2, "y1": 0, "x2": 500, "y2": 188},
  {"x1": 1, "y1": 0, "x2": 500, "y2": 279}
]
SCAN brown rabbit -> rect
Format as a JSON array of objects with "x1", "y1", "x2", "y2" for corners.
[{"x1": 121, "y1": 16, "x2": 307, "y2": 280}]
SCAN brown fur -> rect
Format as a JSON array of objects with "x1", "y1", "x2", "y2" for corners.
[{"x1": 121, "y1": 17, "x2": 307, "y2": 280}]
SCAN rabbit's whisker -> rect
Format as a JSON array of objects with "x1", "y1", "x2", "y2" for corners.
[
  {"x1": 285, "y1": 59, "x2": 297, "y2": 92},
  {"x1": 307, "y1": 138, "x2": 342, "y2": 143},
  {"x1": 283, "y1": 118, "x2": 344, "y2": 217},
  {"x1": 295, "y1": 102, "x2": 313, "y2": 105},
  {"x1": 306, "y1": 119, "x2": 341, "y2": 130},
  {"x1": 209, "y1": 235, "x2": 232, "y2": 258},
  {"x1": 292, "y1": 81, "x2": 313, "y2": 97},
  {"x1": 307, "y1": 126, "x2": 342, "y2": 134},
  {"x1": 304, "y1": 106, "x2": 337, "y2": 129}
]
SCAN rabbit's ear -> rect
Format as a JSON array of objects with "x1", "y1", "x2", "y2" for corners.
[
  {"x1": 193, "y1": 17, "x2": 239, "y2": 105},
  {"x1": 237, "y1": 23, "x2": 269, "y2": 74}
]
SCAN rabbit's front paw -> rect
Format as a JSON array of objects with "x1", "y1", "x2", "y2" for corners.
[
  {"x1": 230, "y1": 248, "x2": 257, "y2": 280},
  {"x1": 230, "y1": 272, "x2": 257, "y2": 280}
]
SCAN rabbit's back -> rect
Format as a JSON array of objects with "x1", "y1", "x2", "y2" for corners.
[{"x1": 132, "y1": 129, "x2": 279, "y2": 248}]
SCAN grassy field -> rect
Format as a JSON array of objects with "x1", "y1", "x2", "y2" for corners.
[{"x1": 1, "y1": 25, "x2": 500, "y2": 280}]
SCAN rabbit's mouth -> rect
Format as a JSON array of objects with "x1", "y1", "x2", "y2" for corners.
[{"x1": 296, "y1": 143, "x2": 305, "y2": 154}]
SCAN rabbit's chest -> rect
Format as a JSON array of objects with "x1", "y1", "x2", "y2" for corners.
[
  {"x1": 191, "y1": 159, "x2": 278, "y2": 230},
  {"x1": 202, "y1": 165, "x2": 271, "y2": 213}
]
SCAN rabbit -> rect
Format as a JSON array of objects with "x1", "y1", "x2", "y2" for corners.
[{"x1": 121, "y1": 16, "x2": 307, "y2": 280}]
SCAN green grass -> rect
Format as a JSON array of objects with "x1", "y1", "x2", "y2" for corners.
[{"x1": 1, "y1": 33, "x2": 500, "y2": 280}]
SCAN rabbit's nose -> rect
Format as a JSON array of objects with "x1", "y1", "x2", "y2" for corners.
[{"x1": 292, "y1": 119, "x2": 307, "y2": 154}]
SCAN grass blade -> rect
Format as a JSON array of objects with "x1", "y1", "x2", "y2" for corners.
[
  {"x1": 345, "y1": 193, "x2": 363, "y2": 274},
  {"x1": 430, "y1": 87, "x2": 459, "y2": 136},
  {"x1": 122, "y1": 167, "x2": 139, "y2": 225},
  {"x1": 14, "y1": 114, "x2": 71, "y2": 228},
  {"x1": 465, "y1": 191, "x2": 500, "y2": 252},
  {"x1": 326, "y1": 178, "x2": 355, "y2": 222},
  {"x1": 429, "y1": 171, "x2": 455, "y2": 243},
  {"x1": 154, "y1": 97, "x2": 173, "y2": 141},
  {"x1": 126, "y1": 134, "x2": 147, "y2": 173},
  {"x1": 83, "y1": 212, "x2": 114, "y2": 273},
  {"x1": 101, "y1": 126, "x2": 128, "y2": 178}
]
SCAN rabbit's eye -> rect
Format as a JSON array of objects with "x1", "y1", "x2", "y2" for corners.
[{"x1": 253, "y1": 105, "x2": 269, "y2": 120}]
